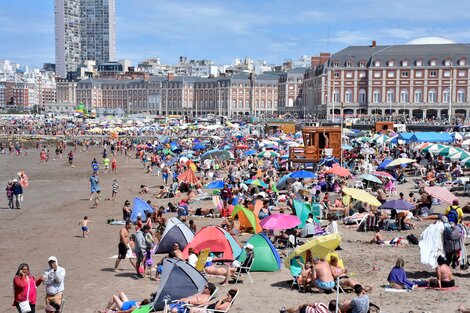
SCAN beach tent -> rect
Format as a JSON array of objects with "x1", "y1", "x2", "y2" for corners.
[
  {"x1": 182, "y1": 226, "x2": 242, "y2": 259},
  {"x1": 231, "y1": 205, "x2": 262, "y2": 233},
  {"x1": 293, "y1": 200, "x2": 317, "y2": 228},
  {"x1": 409, "y1": 132, "x2": 453, "y2": 143},
  {"x1": 155, "y1": 217, "x2": 194, "y2": 254},
  {"x1": 237, "y1": 233, "x2": 281, "y2": 272},
  {"x1": 152, "y1": 258, "x2": 207, "y2": 310},
  {"x1": 396, "y1": 133, "x2": 414, "y2": 142},
  {"x1": 130, "y1": 197, "x2": 153, "y2": 223}
]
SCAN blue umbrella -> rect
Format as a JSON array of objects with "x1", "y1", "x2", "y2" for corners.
[
  {"x1": 289, "y1": 170, "x2": 318, "y2": 179},
  {"x1": 243, "y1": 149, "x2": 257, "y2": 156},
  {"x1": 276, "y1": 174, "x2": 295, "y2": 190},
  {"x1": 380, "y1": 200, "x2": 415, "y2": 211},
  {"x1": 193, "y1": 143, "x2": 206, "y2": 150},
  {"x1": 206, "y1": 181, "x2": 225, "y2": 189}
]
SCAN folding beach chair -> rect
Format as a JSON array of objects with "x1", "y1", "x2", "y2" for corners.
[
  {"x1": 195, "y1": 248, "x2": 211, "y2": 273},
  {"x1": 206, "y1": 290, "x2": 239, "y2": 313},
  {"x1": 234, "y1": 255, "x2": 254, "y2": 284}
]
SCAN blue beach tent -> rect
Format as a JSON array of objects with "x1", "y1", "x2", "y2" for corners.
[{"x1": 130, "y1": 197, "x2": 153, "y2": 223}]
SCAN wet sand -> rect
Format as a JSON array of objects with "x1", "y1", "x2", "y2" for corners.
[{"x1": 1, "y1": 146, "x2": 469, "y2": 313}]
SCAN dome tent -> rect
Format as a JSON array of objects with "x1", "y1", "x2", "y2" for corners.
[
  {"x1": 238, "y1": 233, "x2": 281, "y2": 272},
  {"x1": 155, "y1": 217, "x2": 194, "y2": 254},
  {"x1": 182, "y1": 226, "x2": 242, "y2": 259}
]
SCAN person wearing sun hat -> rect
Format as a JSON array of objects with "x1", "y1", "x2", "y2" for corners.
[{"x1": 219, "y1": 243, "x2": 255, "y2": 285}]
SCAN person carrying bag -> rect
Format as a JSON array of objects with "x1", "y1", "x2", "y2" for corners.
[{"x1": 13, "y1": 263, "x2": 40, "y2": 313}]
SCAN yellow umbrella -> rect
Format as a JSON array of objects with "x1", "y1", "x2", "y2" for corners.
[
  {"x1": 342, "y1": 187, "x2": 381, "y2": 207},
  {"x1": 284, "y1": 233, "x2": 342, "y2": 268},
  {"x1": 385, "y1": 158, "x2": 416, "y2": 168}
]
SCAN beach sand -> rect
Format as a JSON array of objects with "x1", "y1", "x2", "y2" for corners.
[{"x1": 1, "y1": 147, "x2": 469, "y2": 313}]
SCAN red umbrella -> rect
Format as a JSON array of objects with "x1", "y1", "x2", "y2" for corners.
[
  {"x1": 424, "y1": 186, "x2": 457, "y2": 204},
  {"x1": 371, "y1": 171, "x2": 395, "y2": 180},
  {"x1": 235, "y1": 145, "x2": 249, "y2": 149},
  {"x1": 325, "y1": 164, "x2": 351, "y2": 177},
  {"x1": 136, "y1": 144, "x2": 149, "y2": 149},
  {"x1": 178, "y1": 168, "x2": 199, "y2": 184}
]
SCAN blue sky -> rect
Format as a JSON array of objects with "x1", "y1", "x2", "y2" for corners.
[{"x1": 2, "y1": 0, "x2": 470, "y2": 68}]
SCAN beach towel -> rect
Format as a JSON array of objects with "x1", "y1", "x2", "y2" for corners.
[{"x1": 384, "y1": 286, "x2": 410, "y2": 292}]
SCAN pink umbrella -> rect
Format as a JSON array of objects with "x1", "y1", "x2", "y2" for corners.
[
  {"x1": 424, "y1": 186, "x2": 457, "y2": 204},
  {"x1": 259, "y1": 213, "x2": 301, "y2": 230}
]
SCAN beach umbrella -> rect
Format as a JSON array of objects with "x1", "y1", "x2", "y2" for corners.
[
  {"x1": 342, "y1": 144, "x2": 354, "y2": 151},
  {"x1": 435, "y1": 146, "x2": 462, "y2": 156},
  {"x1": 424, "y1": 186, "x2": 457, "y2": 204},
  {"x1": 289, "y1": 170, "x2": 318, "y2": 179},
  {"x1": 246, "y1": 179, "x2": 268, "y2": 188},
  {"x1": 284, "y1": 234, "x2": 342, "y2": 269},
  {"x1": 342, "y1": 187, "x2": 381, "y2": 207},
  {"x1": 461, "y1": 157, "x2": 470, "y2": 166},
  {"x1": 206, "y1": 181, "x2": 225, "y2": 189},
  {"x1": 236, "y1": 145, "x2": 249, "y2": 149},
  {"x1": 385, "y1": 158, "x2": 416, "y2": 168},
  {"x1": 193, "y1": 143, "x2": 206, "y2": 150},
  {"x1": 178, "y1": 168, "x2": 199, "y2": 184},
  {"x1": 231, "y1": 205, "x2": 261, "y2": 233},
  {"x1": 325, "y1": 164, "x2": 351, "y2": 177},
  {"x1": 449, "y1": 151, "x2": 470, "y2": 161},
  {"x1": 371, "y1": 171, "x2": 395, "y2": 180},
  {"x1": 200, "y1": 149, "x2": 231, "y2": 162},
  {"x1": 257, "y1": 151, "x2": 280, "y2": 158},
  {"x1": 359, "y1": 174, "x2": 382, "y2": 184},
  {"x1": 259, "y1": 214, "x2": 301, "y2": 231},
  {"x1": 413, "y1": 142, "x2": 431, "y2": 151},
  {"x1": 243, "y1": 149, "x2": 257, "y2": 156},
  {"x1": 136, "y1": 144, "x2": 149, "y2": 149},
  {"x1": 380, "y1": 199, "x2": 415, "y2": 211},
  {"x1": 421, "y1": 144, "x2": 446, "y2": 153},
  {"x1": 180, "y1": 150, "x2": 196, "y2": 156},
  {"x1": 162, "y1": 148, "x2": 174, "y2": 155},
  {"x1": 461, "y1": 139, "x2": 470, "y2": 147},
  {"x1": 276, "y1": 175, "x2": 295, "y2": 190}
]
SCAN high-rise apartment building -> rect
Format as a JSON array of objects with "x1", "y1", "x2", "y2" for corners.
[{"x1": 55, "y1": 0, "x2": 116, "y2": 78}]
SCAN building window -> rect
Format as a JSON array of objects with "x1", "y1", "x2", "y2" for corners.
[
  {"x1": 444, "y1": 59, "x2": 452, "y2": 66},
  {"x1": 346, "y1": 62, "x2": 352, "y2": 67},
  {"x1": 443, "y1": 89, "x2": 450, "y2": 103},
  {"x1": 359, "y1": 61, "x2": 366, "y2": 67},
  {"x1": 458, "y1": 89, "x2": 465, "y2": 103},
  {"x1": 430, "y1": 71, "x2": 437, "y2": 78},
  {"x1": 430, "y1": 59, "x2": 437, "y2": 66},
  {"x1": 444, "y1": 71, "x2": 451, "y2": 77},
  {"x1": 333, "y1": 62, "x2": 339, "y2": 67},
  {"x1": 400, "y1": 90, "x2": 409, "y2": 103},
  {"x1": 333, "y1": 89, "x2": 340, "y2": 103},
  {"x1": 346, "y1": 72, "x2": 353, "y2": 78},
  {"x1": 459, "y1": 59, "x2": 466, "y2": 66},
  {"x1": 401, "y1": 60, "x2": 409, "y2": 66},
  {"x1": 386, "y1": 90, "x2": 395, "y2": 103},
  {"x1": 401, "y1": 71, "x2": 409, "y2": 78},
  {"x1": 428, "y1": 89, "x2": 436, "y2": 103},
  {"x1": 359, "y1": 72, "x2": 366, "y2": 78},
  {"x1": 388, "y1": 60, "x2": 395, "y2": 67},
  {"x1": 415, "y1": 71, "x2": 423, "y2": 78},
  {"x1": 416, "y1": 59, "x2": 423, "y2": 66},
  {"x1": 359, "y1": 89, "x2": 366, "y2": 103},
  {"x1": 459, "y1": 70, "x2": 466, "y2": 77},
  {"x1": 373, "y1": 90, "x2": 381, "y2": 103},
  {"x1": 387, "y1": 71, "x2": 395, "y2": 78},
  {"x1": 414, "y1": 89, "x2": 423, "y2": 103},
  {"x1": 373, "y1": 71, "x2": 381, "y2": 78},
  {"x1": 334, "y1": 72, "x2": 340, "y2": 78},
  {"x1": 345, "y1": 90, "x2": 352, "y2": 103},
  {"x1": 374, "y1": 60, "x2": 381, "y2": 67}
]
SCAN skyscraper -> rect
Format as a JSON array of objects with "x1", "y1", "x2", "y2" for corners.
[{"x1": 55, "y1": 0, "x2": 116, "y2": 78}]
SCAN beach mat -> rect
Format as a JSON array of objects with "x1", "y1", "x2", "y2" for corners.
[{"x1": 384, "y1": 286, "x2": 410, "y2": 292}]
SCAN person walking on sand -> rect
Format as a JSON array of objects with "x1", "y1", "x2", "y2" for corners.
[
  {"x1": 89, "y1": 172, "x2": 100, "y2": 201},
  {"x1": 111, "y1": 157, "x2": 117, "y2": 174},
  {"x1": 114, "y1": 221, "x2": 133, "y2": 272},
  {"x1": 67, "y1": 151, "x2": 74, "y2": 166},
  {"x1": 79, "y1": 216, "x2": 92, "y2": 238},
  {"x1": 11, "y1": 179, "x2": 23, "y2": 209},
  {"x1": 111, "y1": 179, "x2": 119, "y2": 201},
  {"x1": 6, "y1": 180, "x2": 14, "y2": 209}
]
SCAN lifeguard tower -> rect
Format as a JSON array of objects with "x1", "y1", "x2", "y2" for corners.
[
  {"x1": 375, "y1": 121, "x2": 394, "y2": 134},
  {"x1": 289, "y1": 126, "x2": 342, "y2": 165}
]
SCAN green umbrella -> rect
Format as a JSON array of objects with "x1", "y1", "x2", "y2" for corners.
[
  {"x1": 435, "y1": 146, "x2": 462, "y2": 156},
  {"x1": 359, "y1": 174, "x2": 382, "y2": 184},
  {"x1": 448, "y1": 151, "x2": 470, "y2": 161},
  {"x1": 422, "y1": 144, "x2": 446, "y2": 154}
]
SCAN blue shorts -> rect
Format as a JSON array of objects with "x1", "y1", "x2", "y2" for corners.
[
  {"x1": 168, "y1": 302, "x2": 188, "y2": 313},
  {"x1": 81, "y1": 226, "x2": 88, "y2": 231},
  {"x1": 91, "y1": 187, "x2": 100, "y2": 193},
  {"x1": 316, "y1": 279, "x2": 335, "y2": 290}
]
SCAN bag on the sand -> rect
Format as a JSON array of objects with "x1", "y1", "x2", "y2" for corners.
[
  {"x1": 444, "y1": 226, "x2": 462, "y2": 254},
  {"x1": 406, "y1": 234, "x2": 419, "y2": 245}
]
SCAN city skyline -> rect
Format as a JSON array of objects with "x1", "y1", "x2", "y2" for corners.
[{"x1": 2, "y1": 0, "x2": 470, "y2": 68}]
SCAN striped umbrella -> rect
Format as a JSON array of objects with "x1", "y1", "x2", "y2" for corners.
[
  {"x1": 424, "y1": 186, "x2": 457, "y2": 204},
  {"x1": 448, "y1": 151, "x2": 470, "y2": 161}
]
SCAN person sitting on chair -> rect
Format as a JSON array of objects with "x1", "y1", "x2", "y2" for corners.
[
  {"x1": 188, "y1": 289, "x2": 237, "y2": 313},
  {"x1": 167, "y1": 283, "x2": 216, "y2": 313},
  {"x1": 219, "y1": 244, "x2": 255, "y2": 285}
]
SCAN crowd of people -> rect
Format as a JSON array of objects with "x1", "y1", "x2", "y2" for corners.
[{"x1": 5, "y1": 115, "x2": 470, "y2": 313}]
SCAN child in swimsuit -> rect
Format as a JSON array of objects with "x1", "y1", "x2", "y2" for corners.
[{"x1": 79, "y1": 216, "x2": 92, "y2": 238}]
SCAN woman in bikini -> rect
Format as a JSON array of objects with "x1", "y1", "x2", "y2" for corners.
[{"x1": 189, "y1": 289, "x2": 237, "y2": 313}]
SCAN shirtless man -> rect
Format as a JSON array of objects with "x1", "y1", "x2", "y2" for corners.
[
  {"x1": 312, "y1": 258, "x2": 335, "y2": 291},
  {"x1": 397, "y1": 210, "x2": 415, "y2": 229},
  {"x1": 114, "y1": 221, "x2": 133, "y2": 272},
  {"x1": 429, "y1": 256, "x2": 455, "y2": 288},
  {"x1": 167, "y1": 283, "x2": 216, "y2": 313},
  {"x1": 172, "y1": 243, "x2": 184, "y2": 260}
]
